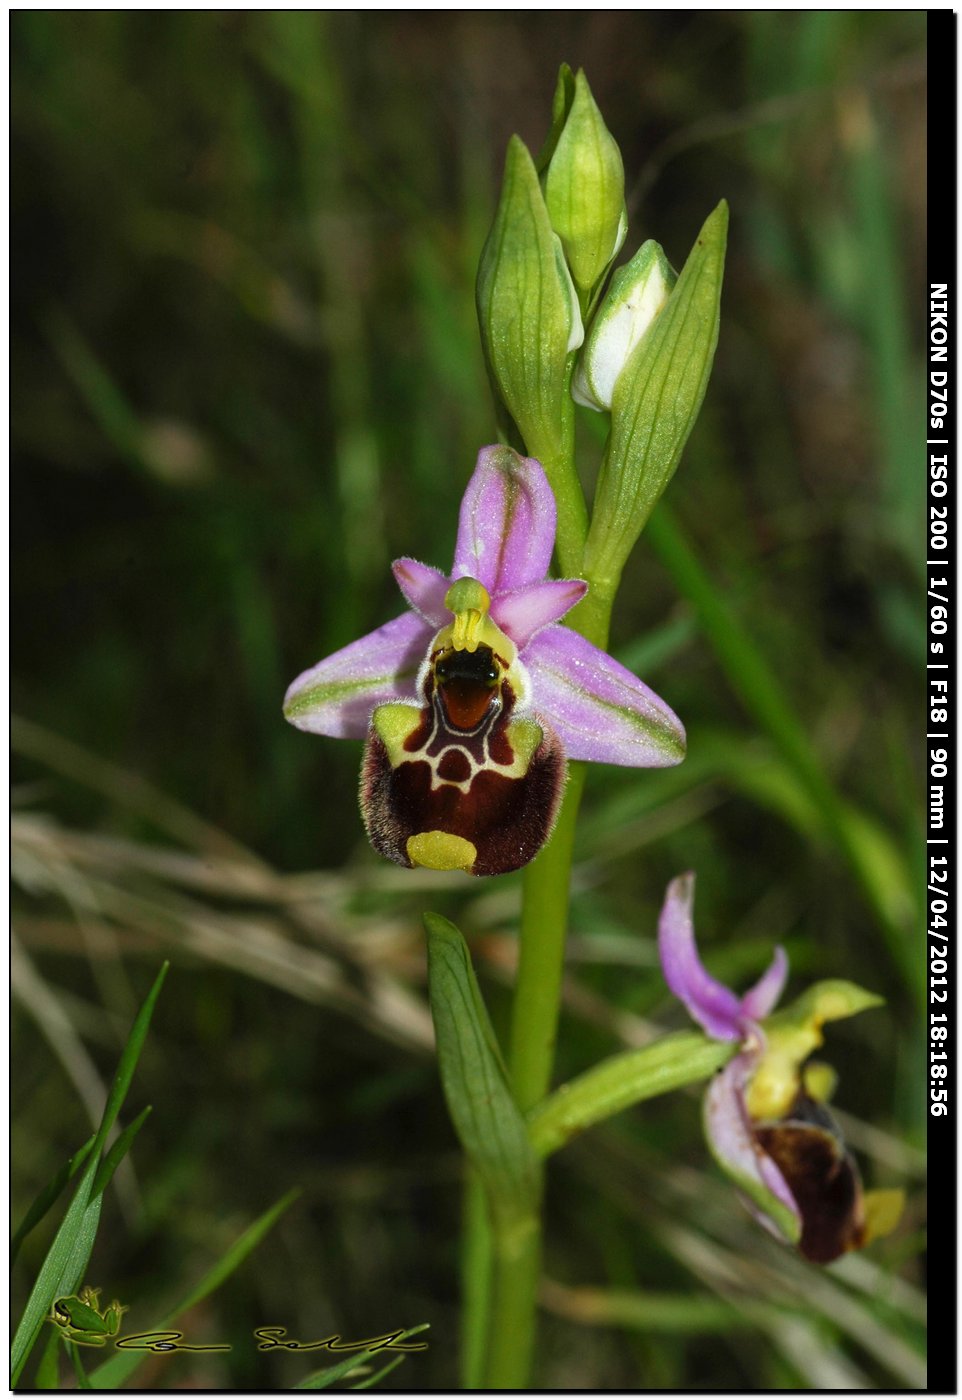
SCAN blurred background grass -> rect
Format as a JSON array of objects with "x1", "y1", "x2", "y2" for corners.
[{"x1": 12, "y1": 11, "x2": 926, "y2": 1390}]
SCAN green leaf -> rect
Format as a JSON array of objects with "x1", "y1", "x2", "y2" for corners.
[
  {"x1": 527, "y1": 1030, "x2": 735, "y2": 1157},
  {"x1": 424, "y1": 913, "x2": 539, "y2": 1221},
  {"x1": 583, "y1": 201, "x2": 728, "y2": 586},
  {"x1": 10, "y1": 965, "x2": 168, "y2": 1385},
  {"x1": 11, "y1": 1135, "x2": 96, "y2": 1266},
  {"x1": 86, "y1": 1187, "x2": 300, "y2": 1389},
  {"x1": 294, "y1": 1324, "x2": 429, "y2": 1390}
]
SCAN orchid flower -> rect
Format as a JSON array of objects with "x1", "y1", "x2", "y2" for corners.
[
  {"x1": 659, "y1": 873, "x2": 904, "y2": 1263},
  {"x1": 284, "y1": 445, "x2": 685, "y2": 877}
]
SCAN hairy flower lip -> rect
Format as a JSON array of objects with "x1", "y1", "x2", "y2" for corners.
[{"x1": 284, "y1": 445, "x2": 686, "y2": 769}]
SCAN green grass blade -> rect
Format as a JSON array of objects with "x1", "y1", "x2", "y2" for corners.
[
  {"x1": 89, "y1": 964, "x2": 168, "y2": 1163},
  {"x1": 295, "y1": 1355, "x2": 376, "y2": 1390},
  {"x1": 164, "y1": 1186, "x2": 301, "y2": 1319},
  {"x1": 10, "y1": 1159, "x2": 98, "y2": 1384},
  {"x1": 645, "y1": 504, "x2": 920, "y2": 995},
  {"x1": 10, "y1": 965, "x2": 167, "y2": 1384},
  {"x1": 543, "y1": 1281, "x2": 782, "y2": 1333},
  {"x1": 91, "y1": 1107, "x2": 152, "y2": 1196},
  {"x1": 52, "y1": 1195, "x2": 103, "y2": 1302},
  {"x1": 70, "y1": 1343, "x2": 93, "y2": 1389},
  {"x1": 10, "y1": 1135, "x2": 96, "y2": 1266},
  {"x1": 350, "y1": 1352, "x2": 407, "y2": 1388},
  {"x1": 294, "y1": 1325, "x2": 429, "y2": 1390},
  {"x1": 86, "y1": 1186, "x2": 301, "y2": 1389},
  {"x1": 32, "y1": 1328, "x2": 61, "y2": 1390}
]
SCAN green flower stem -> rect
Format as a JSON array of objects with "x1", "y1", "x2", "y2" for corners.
[
  {"x1": 478, "y1": 559, "x2": 615, "y2": 1388},
  {"x1": 527, "y1": 1031, "x2": 735, "y2": 1157},
  {"x1": 508, "y1": 763, "x2": 588, "y2": 1112},
  {"x1": 531, "y1": 366, "x2": 587, "y2": 581},
  {"x1": 566, "y1": 571, "x2": 618, "y2": 651},
  {"x1": 459, "y1": 1170, "x2": 491, "y2": 1389},
  {"x1": 480, "y1": 1204, "x2": 543, "y2": 1390},
  {"x1": 480, "y1": 755, "x2": 593, "y2": 1392},
  {"x1": 505, "y1": 546, "x2": 619, "y2": 1115}
]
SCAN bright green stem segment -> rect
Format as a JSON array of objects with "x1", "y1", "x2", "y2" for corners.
[
  {"x1": 534, "y1": 364, "x2": 587, "y2": 581},
  {"x1": 459, "y1": 1171, "x2": 491, "y2": 1389},
  {"x1": 480, "y1": 1207, "x2": 542, "y2": 1389},
  {"x1": 508, "y1": 763, "x2": 588, "y2": 1112},
  {"x1": 473, "y1": 439, "x2": 618, "y2": 1387}
]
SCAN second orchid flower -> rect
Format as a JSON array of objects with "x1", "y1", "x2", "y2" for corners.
[{"x1": 659, "y1": 873, "x2": 904, "y2": 1263}]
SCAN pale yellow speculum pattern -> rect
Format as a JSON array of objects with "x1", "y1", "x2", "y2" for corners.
[
  {"x1": 504, "y1": 717, "x2": 544, "y2": 775},
  {"x1": 372, "y1": 703, "x2": 424, "y2": 767},
  {"x1": 407, "y1": 831, "x2": 478, "y2": 872}
]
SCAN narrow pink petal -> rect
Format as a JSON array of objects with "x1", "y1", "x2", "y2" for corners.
[
  {"x1": 392, "y1": 558, "x2": 450, "y2": 627},
  {"x1": 452, "y1": 445, "x2": 556, "y2": 593},
  {"x1": 704, "y1": 1056, "x2": 800, "y2": 1233},
  {"x1": 658, "y1": 873, "x2": 744, "y2": 1041},
  {"x1": 491, "y1": 579, "x2": 588, "y2": 649},
  {"x1": 283, "y1": 612, "x2": 432, "y2": 739},
  {"x1": 523, "y1": 626, "x2": 686, "y2": 767},
  {"x1": 740, "y1": 946, "x2": 789, "y2": 1022}
]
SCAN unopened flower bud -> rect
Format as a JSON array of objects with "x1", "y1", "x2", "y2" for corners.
[
  {"x1": 476, "y1": 135, "x2": 583, "y2": 468},
  {"x1": 571, "y1": 240, "x2": 676, "y2": 412},
  {"x1": 583, "y1": 201, "x2": 728, "y2": 586},
  {"x1": 543, "y1": 68, "x2": 627, "y2": 300}
]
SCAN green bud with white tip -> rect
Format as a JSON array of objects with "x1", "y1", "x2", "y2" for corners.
[
  {"x1": 583, "y1": 200, "x2": 728, "y2": 591},
  {"x1": 572, "y1": 240, "x2": 676, "y2": 412}
]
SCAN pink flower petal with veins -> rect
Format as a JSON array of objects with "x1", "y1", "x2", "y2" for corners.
[
  {"x1": 284, "y1": 611, "x2": 432, "y2": 740},
  {"x1": 491, "y1": 579, "x2": 588, "y2": 649},
  {"x1": 657, "y1": 873, "x2": 744, "y2": 1041},
  {"x1": 452, "y1": 445, "x2": 556, "y2": 593}
]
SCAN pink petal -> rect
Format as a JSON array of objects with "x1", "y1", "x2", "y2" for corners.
[
  {"x1": 452, "y1": 445, "x2": 556, "y2": 593},
  {"x1": 491, "y1": 579, "x2": 588, "y2": 649},
  {"x1": 392, "y1": 558, "x2": 450, "y2": 627},
  {"x1": 740, "y1": 946, "x2": 789, "y2": 1022},
  {"x1": 704, "y1": 1055, "x2": 800, "y2": 1235},
  {"x1": 522, "y1": 626, "x2": 686, "y2": 767},
  {"x1": 283, "y1": 611, "x2": 432, "y2": 739},
  {"x1": 658, "y1": 872, "x2": 744, "y2": 1041}
]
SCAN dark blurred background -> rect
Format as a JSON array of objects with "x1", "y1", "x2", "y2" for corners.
[{"x1": 12, "y1": 12, "x2": 926, "y2": 1389}]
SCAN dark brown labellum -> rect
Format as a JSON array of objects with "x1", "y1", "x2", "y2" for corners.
[
  {"x1": 360, "y1": 643, "x2": 565, "y2": 876},
  {"x1": 754, "y1": 1095, "x2": 866, "y2": 1264}
]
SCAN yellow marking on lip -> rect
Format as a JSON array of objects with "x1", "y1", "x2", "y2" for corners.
[{"x1": 406, "y1": 831, "x2": 477, "y2": 873}]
